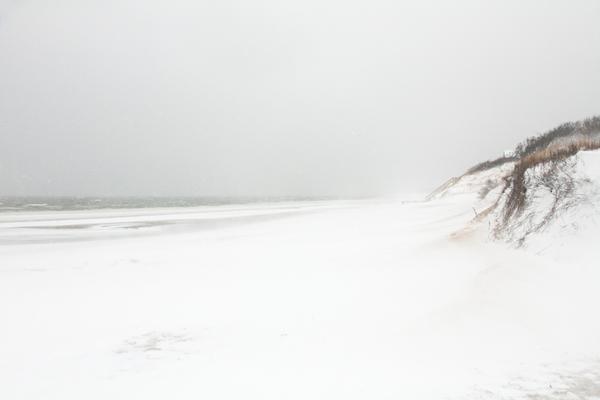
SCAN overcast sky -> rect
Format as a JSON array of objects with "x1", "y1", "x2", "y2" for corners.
[{"x1": 1, "y1": 0, "x2": 599, "y2": 197}]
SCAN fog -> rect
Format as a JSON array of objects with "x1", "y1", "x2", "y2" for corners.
[{"x1": 1, "y1": 0, "x2": 599, "y2": 197}]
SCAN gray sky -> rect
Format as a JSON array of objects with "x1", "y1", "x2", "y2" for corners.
[{"x1": 1, "y1": 0, "x2": 599, "y2": 197}]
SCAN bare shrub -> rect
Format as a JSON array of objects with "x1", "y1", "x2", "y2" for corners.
[{"x1": 515, "y1": 116, "x2": 600, "y2": 157}]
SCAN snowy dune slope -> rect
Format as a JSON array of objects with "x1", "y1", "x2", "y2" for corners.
[
  {"x1": 429, "y1": 116, "x2": 600, "y2": 252},
  {"x1": 2, "y1": 196, "x2": 600, "y2": 399},
  {"x1": 492, "y1": 150, "x2": 600, "y2": 250},
  {"x1": 429, "y1": 150, "x2": 600, "y2": 250}
]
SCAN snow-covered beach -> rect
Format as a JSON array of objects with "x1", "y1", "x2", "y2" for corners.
[
  {"x1": 2, "y1": 196, "x2": 599, "y2": 399},
  {"x1": 3, "y1": 1, "x2": 600, "y2": 398}
]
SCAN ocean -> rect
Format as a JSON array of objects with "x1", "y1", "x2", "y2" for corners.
[{"x1": 0, "y1": 196, "x2": 333, "y2": 213}]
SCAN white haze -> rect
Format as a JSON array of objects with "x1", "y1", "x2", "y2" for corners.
[{"x1": 1, "y1": 0, "x2": 599, "y2": 196}]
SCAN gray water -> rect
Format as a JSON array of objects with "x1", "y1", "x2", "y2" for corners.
[{"x1": 0, "y1": 196, "x2": 335, "y2": 213}]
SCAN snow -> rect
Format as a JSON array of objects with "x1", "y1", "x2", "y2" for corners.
[
  {"x1": 427, "y1": 161, "x2": 514, "y2": 201},
  {"x1": 524, "y1": 150, "x2": 600, "y2": 257},
  {"x1": 1, "y1": 195, "x2": 600, "y2": 399},
  {"x1": 483, "y1": 149, "x2": 600, "y2": 251}
]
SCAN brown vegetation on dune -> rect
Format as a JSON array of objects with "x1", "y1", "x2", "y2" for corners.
[{"x1": 465, "y1": 117, "x2": 600, "y2": 177}]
